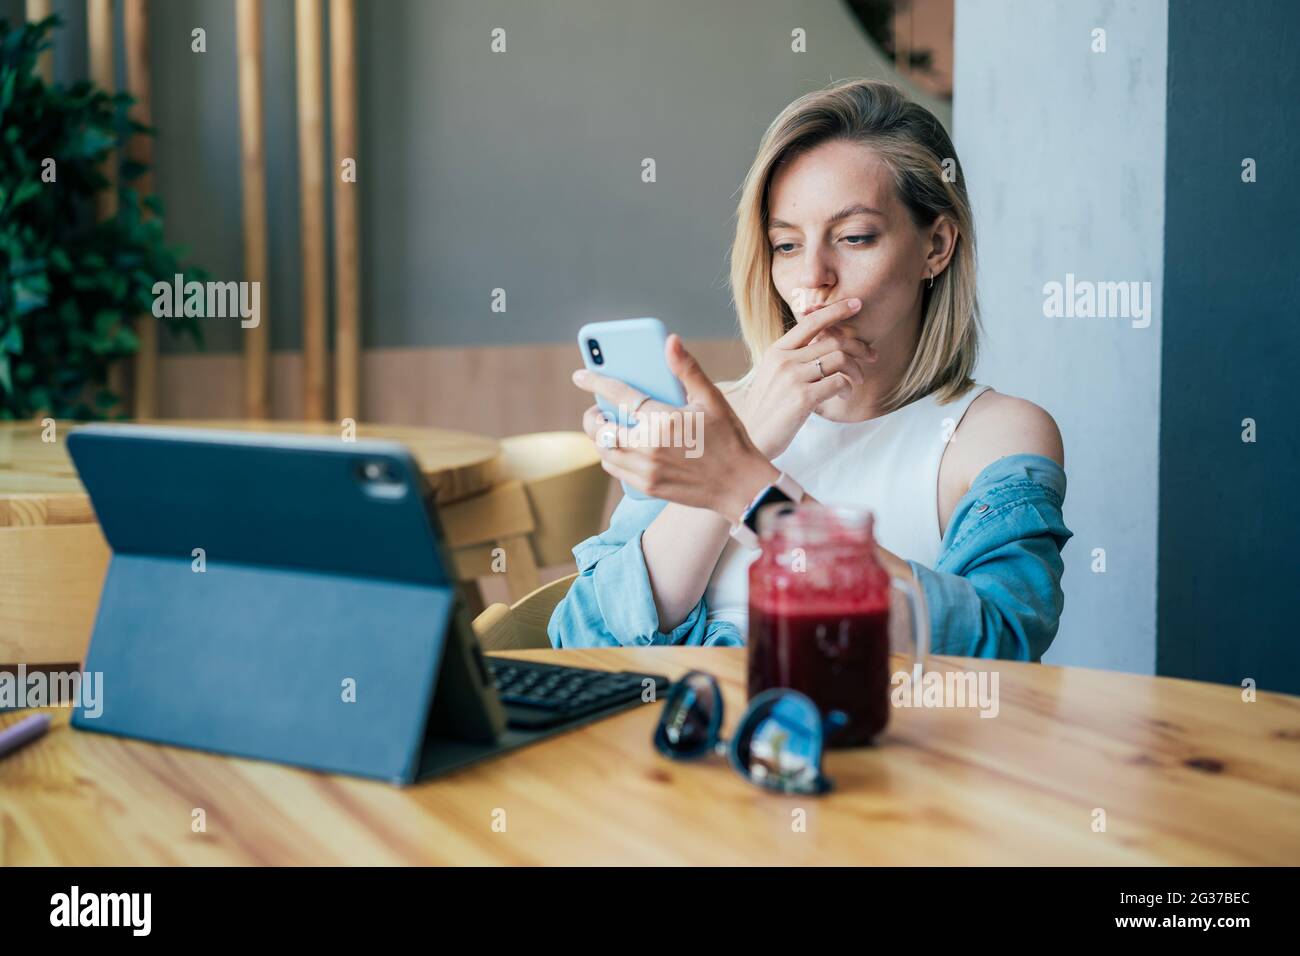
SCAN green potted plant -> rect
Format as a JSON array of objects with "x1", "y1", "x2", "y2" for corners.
[{"x1": 0, "y1": 15, "x2": 204, "y2": 420}]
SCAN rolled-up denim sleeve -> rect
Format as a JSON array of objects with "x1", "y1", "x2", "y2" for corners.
[
  {"x1": 548, "y1": 495, "x2": 743, "y2": 648},
  {"x1": 907, "y1": 455, "x2": 1072, "y2": 662},
  {"x1": 909, "y1": 527, "x2": 1067, "y2": 660}
]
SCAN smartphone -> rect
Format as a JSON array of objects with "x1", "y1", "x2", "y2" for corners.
[{"x1": 577, "y1": 317, "x2": 687, "y2": 500}]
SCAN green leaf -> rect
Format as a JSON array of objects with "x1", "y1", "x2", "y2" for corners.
[
  {"x1": 0, "y1": 69, "x2": 16, "y2": 113},
  {"x1": 0, "y1": 14, "x2": 204, "y2": 419},
  {"x1": 114, "y1": 326, "x2": 139, "y2": 353},
  {"x1": 0, "y1": 324, "x2": 22, "y2": 353},
  {"x1": 93, "y1": 310, "x2": 119, "y2": 339},
  {"x1": 14, "y1": 272, "x2": 50, "y2": 314},
  {"x1": 10, "y1": 179, "x2": 41, "y2": 209}
]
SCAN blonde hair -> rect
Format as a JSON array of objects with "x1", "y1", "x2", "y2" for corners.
[{"x1": 729, "y1": 79, "x2": 979, "y2": 410}]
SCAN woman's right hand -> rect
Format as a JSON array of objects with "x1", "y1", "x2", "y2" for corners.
[{"x1": 733, "y1": 297, "x2": 875, "y2": 459}]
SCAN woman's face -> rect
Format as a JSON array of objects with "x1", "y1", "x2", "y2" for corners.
[{"x1": 766, "y1": 139, "x2": 937, "y2": 349}]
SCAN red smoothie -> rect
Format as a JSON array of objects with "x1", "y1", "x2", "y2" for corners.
[{"x1": 747, "y1": 505, "x2": 894, "y2": 747}]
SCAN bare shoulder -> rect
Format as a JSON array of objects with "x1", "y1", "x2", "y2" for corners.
[{"x1": 949, "y1": 389, "x2": 1064, "y2": 480}]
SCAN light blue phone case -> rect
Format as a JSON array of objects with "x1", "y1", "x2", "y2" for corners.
[{"x1": 578, "y1": 318, "x2": 687, "y2": 500}]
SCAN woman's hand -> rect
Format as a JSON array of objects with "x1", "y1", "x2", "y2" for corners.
[
  {"x1": 572, "y1": 335, "x2": 782, "y2": 525},
  {"x1": 732, "y1": 297, "x2": 876, "y2": 459}
]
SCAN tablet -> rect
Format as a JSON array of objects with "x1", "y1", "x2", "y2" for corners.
[{"x1": 64, "y1": 425, "x2": 512, "y2": 783}]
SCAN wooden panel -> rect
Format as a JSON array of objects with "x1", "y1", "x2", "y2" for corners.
[
  {"x1": 329, "y1": 0, "x2": 360, "y2": 421},
  {"x1": 295, "y1": 0, "x2": 328, "y2": 421},
  {"x1": 0, "y1": 525, "x2": 109, "y2": 664},
  {"x1": 123, "y1": 0, "x2": 158, "y2": 418},
  {"x1": 87, "y1": 0, "x2": 125, "y2": 413},
  {"x1": 152, "y1": 339, "x2": 750, "y2": 437},
  {"x1": 439, "y1": 480, "x2": 533, "y2": 549},
  {"x1": 449, "y1": 542, "x2": 498, "y2": 580},
  {"x1": 441, "y1": 480, "x2": 540, "y2": 598},
  {"x1": 236, "y1": 0, "x2": 269, "y2": 419},
  {"x1": 87, "y1": 0, "x2": 116, "y2": 221},
  {"x1": 496, "y1": 535, "x2": 540, "y2": 604},
  {"x1": 517, "y1": 461, "x2": 607, "y2": 566}
]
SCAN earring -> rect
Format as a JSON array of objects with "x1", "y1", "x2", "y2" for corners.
[{"x1": 927, "y1": 272, "x2": 934, "y2": 289}]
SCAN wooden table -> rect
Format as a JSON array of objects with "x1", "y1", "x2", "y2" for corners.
[
  {"x1": 2, "y1": 647, "x2": 1297, "y2": 865},
  {"x1": 0, "y1": 420, "x2": 501, "y2": 664}
]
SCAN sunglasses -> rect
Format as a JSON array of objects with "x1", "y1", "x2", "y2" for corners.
[{"x1": 653, "y1": 670, "x2": 847, "y2": 795}]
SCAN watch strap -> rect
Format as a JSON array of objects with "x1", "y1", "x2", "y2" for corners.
[{"x1": 729, "y1": 471, "x2": 803, "y2": 548}]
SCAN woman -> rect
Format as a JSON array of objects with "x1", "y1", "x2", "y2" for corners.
[{"x1": 550, "y1": 79, "x2": 1071, "y2": 659}]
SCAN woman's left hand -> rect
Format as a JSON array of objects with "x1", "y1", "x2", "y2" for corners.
[{"x1": 572, "y1": 335, "x2": 780, "y2": 524}]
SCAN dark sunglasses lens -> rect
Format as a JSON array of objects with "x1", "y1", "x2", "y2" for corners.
[
  {"x1": 734, "y1": 694, "x2": 823, "y2": 793},
  {"x1": 657, "y1": 673, "x2": 718, "y2": 756}
]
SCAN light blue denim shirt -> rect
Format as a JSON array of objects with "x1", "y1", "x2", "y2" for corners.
[{"x1": 548, "y1": 453, "x2": 1072, "y2": 661}]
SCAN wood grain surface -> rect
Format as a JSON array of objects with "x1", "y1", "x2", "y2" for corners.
[
  {"x1": 0, "y1": 420, "x2": 501, "y2": 663},
  {"x1": 0, "y1": 419, "x2": 501, "y2": 511},
  {"x1": 2, "y1": 647, "x2": 1296, "y2": 865}
]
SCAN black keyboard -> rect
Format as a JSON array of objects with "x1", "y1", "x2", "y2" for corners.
[{"x1": 487, "y1": 657, "x2": 671, "y2": 730}]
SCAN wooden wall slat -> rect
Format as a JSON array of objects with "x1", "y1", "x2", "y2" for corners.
[
  {"x1": 236, "y1": 0, "x2": 270, "y2": 419},
  {"x1": 123, "y1": 0, "x2": 158, "y2": 418},
  {"x1": 149, "y1": 340, "x2": 753, "y2": 435},
  {"x1": 87, "y1": 0, "x2": 128, "y2": 413},
  {"x1": 296, "y1": 0, "x2": 328, "y2": 421},
  {"x1": 87, "y1": 0, "x2": 117, "y2": 221},
  {"x1": 330, "y1": 0, "x2": 360, "y2": 423}
]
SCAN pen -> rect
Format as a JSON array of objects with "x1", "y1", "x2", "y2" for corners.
[{"x1": 0, "y1": 714, "x2": 51, "y2": 759}]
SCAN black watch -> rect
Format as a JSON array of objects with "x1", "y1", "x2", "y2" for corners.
[{"x1": 728, "y1": 471, "x2": 804, "y2": 548}]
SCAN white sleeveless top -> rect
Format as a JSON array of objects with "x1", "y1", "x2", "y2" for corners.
[{"x1": 704, "y1": 384, "x2": 991, "y2": 634}]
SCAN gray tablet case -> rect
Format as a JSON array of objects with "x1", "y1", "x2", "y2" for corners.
[{"x1": 65, "y1": 425, "x2": 585, "y2": 785}]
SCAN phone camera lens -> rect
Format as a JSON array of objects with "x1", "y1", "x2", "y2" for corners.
[{"x1": 587, "y1": 338, "x2": 604, "y2": 365}]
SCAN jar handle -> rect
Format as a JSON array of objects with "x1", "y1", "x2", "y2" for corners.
[{"x1": 890, "y1": 574, "x2": 930, "y2": 676}]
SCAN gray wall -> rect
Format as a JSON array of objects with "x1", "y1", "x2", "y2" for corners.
[
  {"x1": 1159, "y1": 0, "x2": 1300, "y2": 693},
  {"x1": 8, "y1": 0, "x2": 948, "y2": 353},
  {"x1": 358, "y1": 0, "x2": 941, "y2": 350},
  {"x1": 954, "y1": 0, "x2": 1168, "y2": 674}
]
